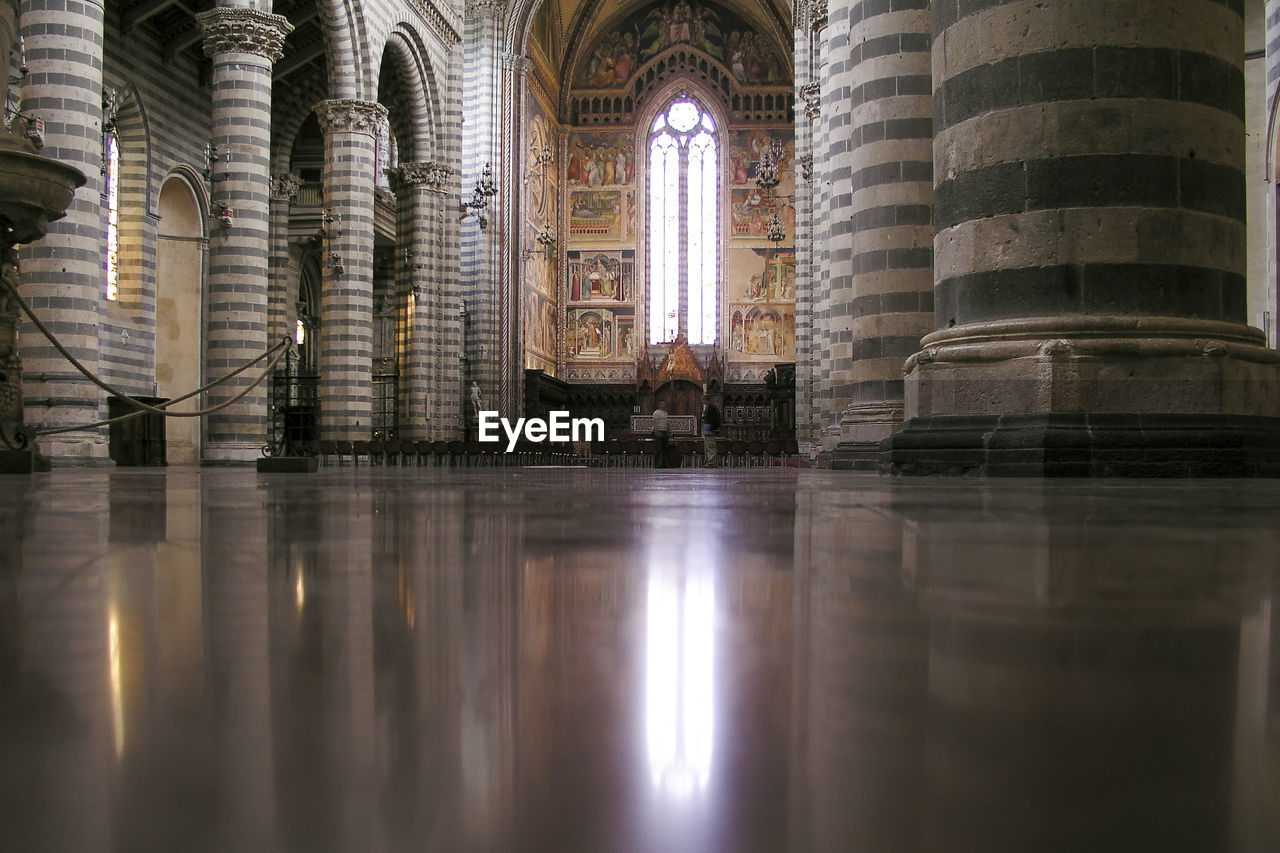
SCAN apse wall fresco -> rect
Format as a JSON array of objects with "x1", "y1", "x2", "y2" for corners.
[
  {"x1": 560, "y1": 4, "x2": 794, "y2": 383},
  {"x1": 575, "y1": 0, "x2": 786, "y2": 89}
]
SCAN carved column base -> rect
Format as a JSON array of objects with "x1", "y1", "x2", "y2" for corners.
[
  {"x1": 831, "y1": 403, "x2": 904, "y2": 471},
  {"x1": 884, "y1": 317, "x2": 1280, "y2": 476}
]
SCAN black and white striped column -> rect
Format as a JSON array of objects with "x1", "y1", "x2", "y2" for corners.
[
  {"x1": 17, "y1": 0, "x2": 106, "y2": 462},
  {"x1": 314, "y1": 99, "x2": 386, "y2": 441},
  {"x1": 268, "y1": 172, "x2": 301, "y2": 343},
  {"x1": 197, "y1": 7, "x2": 292, "y2": 462},
  {"x1": 829, "y1": 0, "x2": 933, "y2": 469},
  {"x1": 393, "y1": 161, "x2": 462, "y2": 440},
  {"x1": 885, "y1": 0, "x2": 1280, "y2": 476}
]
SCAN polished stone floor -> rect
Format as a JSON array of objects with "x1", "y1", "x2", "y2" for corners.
[{"x1": 1, "y1": 467, "x2": 1278, "y2": 853}]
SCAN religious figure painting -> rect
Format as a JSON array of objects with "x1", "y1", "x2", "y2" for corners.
[
  {"x1": 729, "y1": 306, "x2": 794, "y2": 358},
  {"x1": 526, "y1": 109, "x2": 557, "y2": 226},
  {"x1": 523, "y1": 288, "x2": 557, "y2": 361},
  {"x1": 567, "y1": 132, "x2": 635, "y2": 188},
  {"x1": 568, "y1": 250, "x2": 634, "y2": 303},
  {"x1": 730, "y1": 188, "x2": 794, "y2": 241},
  {"x1": 730, "y1": 248, "x2": 795, "y2": 303},
  {"x1": 569, "y1": 190, "x2": 626, "y2": 241},
  {"x1": 568, "y1": 307, "x2": 629, "y2": 360},
  {"x1": 573, "y1": 0, "x2": 784, "y2": 89},
  {"x1": 727, "y1": 129, "x2": 794, "y2": 189}
]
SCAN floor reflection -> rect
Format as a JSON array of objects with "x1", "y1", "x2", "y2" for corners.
[{"x1": 0, "y1": 470, "x2": 1276, "y2": 852}]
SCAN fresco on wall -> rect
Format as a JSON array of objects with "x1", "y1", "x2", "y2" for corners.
[
  {"x1": 524, "y1": 89, "x2": 559, "y2": 368},
  {"x1": 727, "y1": 128, "x2": 794, "y2": 188},
  {"x1": 568, "y1": 306, "x2": 636, "y2": 360},
  {"x1": 570, "y1": 189, "x2": 634, "y2": 241},
  {"x1": 567, "y1": 131, "x2": 635, "y2": 187},
  {"x1": 568, "y1": 250, "x2": 634, "y2": 302},
  {"x1": 730, "y1": 188, "x2": 794, "y2": 241},
  {"x1": 527, "y1": 112, "x2": 558, "y2": 228},
  {"x1": 575, "y1": 0, "x2": 785, "y2": 89},
  {"x1": 728, "y1": 248, "x2": 794, "y2": 359},
  {"x1": 524, "y1": 287, "x2": 558, "y2": 364}
]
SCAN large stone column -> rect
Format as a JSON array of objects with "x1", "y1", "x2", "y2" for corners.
[
  {"x1": 17, "y1": 0, "x2": 107, "y2": 462},
  {"x1": 313, "y1": 99, "x2": 386, "y2": 440},
  {"x1": 393, "y1": 161, "x2": 462, "y2": 440},
  {"x1": 268, "y1": 171, "x2": 302, "y2": 343},
  {"x1": 197, "y1": 7, "x2": 292, "y2": 463},
  {"x1": 884, "y1": 0, "x2": 1280, "y2": 476},
  {"x1": 829, "y1": 0, "x2": 934, "y2": 469}
]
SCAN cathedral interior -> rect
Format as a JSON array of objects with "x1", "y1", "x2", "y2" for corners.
[{"x1": 2, "y1": 0, "x2": 1280, "y2": 850}]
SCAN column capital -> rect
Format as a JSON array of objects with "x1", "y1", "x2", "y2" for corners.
[
  {"x1": 389, "y1": 161, "x2": 457, "y2": 194},
  {"x1": 501, "y1": 51, "x2": 532, "y2": 74},
  {"x1": 313, "y1": 99, "x2": 389, "y2": 136},
  {"x1": 466, "y1": 0, "x2": 508, "y2": 21},
  {"x1": 800, "y1": 82, "x2": 821, "y2": 120},
  {"x1": 196, "y1": 8, "x2": 293, "y2": 63},
  {"x1": 270, "y1": 172, "x2": 303, "y2": 202},
  {"x1": 809, "y1": 0, "x2": 828, "y2": 32}
]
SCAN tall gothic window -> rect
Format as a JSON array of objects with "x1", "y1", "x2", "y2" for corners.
[
  {"x1": 104, "y1": 131, "x2": 120, "y2": 301},
  {"x1": 648, "y1": 98, "x2": 719, "y2": 345}
]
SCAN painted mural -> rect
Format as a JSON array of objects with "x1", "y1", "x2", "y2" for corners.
[
  {"x1": 569, "y1": 251, "x2": 634, "y2": 302},
  {"x1": 576, "y1": 0, "x2": 785, "y2": 89},
  {"x1": 523, "y1": 88, "x2": 558, "y2": 373},
  {"x1": 727, "y1": 129, "x2": 794, "y2": 190},
  {"x1": 567, "y1": 250, "x2": 635, "y2": 363},
  {"x1": 568, "y1": 307, "x2": 638, "y2": 360},
  {"x1": 567, "y1": 131, "x2": 635, "y2": 188},
  {"x1": 730, "y1": 188, "x2": 794, "y2": 241},
  {"x1": 728, "y1": 248, "x2": 795, "y2": 359},
  {"x1": 569, "y1": 189, "x2": 634, "y2": 241}
]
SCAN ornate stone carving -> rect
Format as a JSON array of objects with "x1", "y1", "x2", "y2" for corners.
[
  {"x1": 391, "y1": 161, "x2": 457, "y2": 193},
  {"x1": 810, "y1": 0, "x2": 828, "y2": 31},
  {"x1": 196, "y1": 8, "x2": 293, "y2": 63},
  {"x1": 270, "y1": 172, "x2": 303, "y2": 202},
  {"x1": 799, "y1": 153, "x2": 814, "y2": 182},
  {"x1": 1038, "y1": 339, "x2": 1073, "y2": 357},
  {"x1": 800, "y1": 83, "x2": 821, "y2": 121},
  {"x1": 313, "y1": 99, "x2": 389, "y2": 136},
  {"x1": 501, "y1": 52, "x2": 532, "y2": 74},
  {"x1": 408, "y1": 0, "x2": 462, "y2": 45},
  {"x1": 466, "y1": 0, "x2": 508, "y2": 21}
]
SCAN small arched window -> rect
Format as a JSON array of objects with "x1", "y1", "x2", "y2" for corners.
[
  {"x1": 104, "y1": 130, "x2": 120, "y2": 301},
  {"x1": 648, "y1": 98, "x2": 719, "y2": 345}
]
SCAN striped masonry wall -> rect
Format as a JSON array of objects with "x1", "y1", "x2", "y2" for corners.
[
  {"x1": 199, "y1": 7, "x2": 291, "y2": 459},
  {"x1": 1268, "y1": 0, "x2": 1280, "y2": 111},
  {"x1": 100, "y1": 24, "x2": 212, "y2": 407},
  {"x1": 460, "y1": 5, "x2": 503, "y2": 425},
  {"x1": 315, "y1": 98, "x2": 386, "y2": 440},
  {"x1": 267, "y1": 174, "x2": 299, "y2": 346},
  {"x1": 793, "y1": 10, "x2": 819, "y2": 453},
  {"x1": 432, "y1": 39, "x2": 466, "y2": 438},
  {"x1": 832, "y1": 0, "x2": 934, "y2": 466},
  {"x1": 18, "y1": 0, "x2": 108, "y2": 461},
  {"x1": 803, "y1": 5, "x2": 833, "y2": 453},
  {"x1": 932, "y1": 0, "x2": 1247, "y2": 333}
]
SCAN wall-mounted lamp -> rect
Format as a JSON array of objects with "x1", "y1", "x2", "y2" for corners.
[
  {"x1": 522, "y1": 226, "x2": 556, "y2": 260},
  {"x1": 328, "y1": 252, "x2": 345, "y2": 276},
  {"x1": 203, "y1": 143, "x2": 228, "y2": 183},
  {"x1": 523, "y1": 144, "x2": 553, "y2": 185},
  {"x1": 320, "y1": 208, "x2": 340, "y2": 238},
  {"x1": 460, "y1": 162, "x2": 498, "y2": 229},
  {"x1": 210, "y1": 199, "x2": 234, "y2": 229},
  {"x1": 404, "y1": 247, "x2": 428, "y2": 271}
]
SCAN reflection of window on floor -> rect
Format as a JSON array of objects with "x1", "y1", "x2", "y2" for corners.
[{"x1": 646, "y1": 552, "x2": 715, "y2": 798}]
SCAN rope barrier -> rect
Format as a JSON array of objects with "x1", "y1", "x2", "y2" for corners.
[{"x1": 1, "y1": 272, "x2": 292, "y2": 435}]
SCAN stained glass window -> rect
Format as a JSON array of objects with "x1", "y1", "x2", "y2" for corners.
[
  {"x1": 647, "y1": 99, "x2": 719, "y2": 345},
  {"x1": 105, "y1": 132, "x2": 119, "y2": 301}
]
